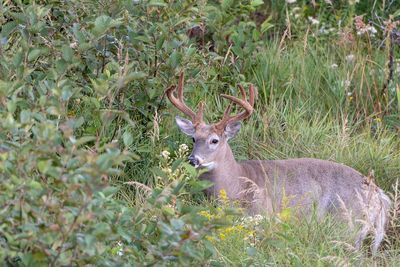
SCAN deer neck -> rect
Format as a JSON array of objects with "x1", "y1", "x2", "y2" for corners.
[{"x1": 201, "y1": 144, "x2": 244, "y2": 198}]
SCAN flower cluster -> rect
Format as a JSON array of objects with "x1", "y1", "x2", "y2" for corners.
[
  {"x1": 177, "y1": 143, "x2": 189, "y2": 158},
  {"x1": 354, "y1": 16, "x2": 377, "y2": 37},
  {"x1": 198, "y1": 190, "x2": 264, "y2": 245},
  {"x1": 161, "y1": 150, "x2": 170, "y2": 160},
  {"x1": 157, "y1": 144, "x2": 190, "y2": 184}
]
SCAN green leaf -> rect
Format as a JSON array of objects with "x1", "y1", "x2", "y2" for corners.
[
  {"x1": 29, "y1": 180, "x2": 43, "y2": 191},
  {"x1": 189, "y1": 180, "x2": 214, "y2": 193},
  {"x1": 46, "y1": 106, "x2": 60, "y2": 116},
  {"x1": 102, "y1": 186, "x2": 119, "y2": 197},
  {"x1": 159, "y1": 222, "x2": 174, "y2": 235},
  {"x1": 149, "y1": 0, "x2": 167, "y2": 7},
  {"x1": 92, "y1": 15, "x2": 122, "y2": 36},
  {"x1": 62, "y1": 45, "x2": 74, "y2": 62},
  {"x1": 156, "y1": 35, "x2": 165, "y2": 50},
  {"x1": 61, "y1": 86, "x2": 73, "y2": 101},
  {"x1": 251, "y1": 0, "x2": 264, "y2": 7},
  {"x1": 12, "y1": 49, "x2": 24, "y2": 67},
  {"x1": 171, "y1": 158, "x2": 184, "y2": 172},
  {"x1": 130, "y1": 71, "x2": 147, "y2": 79},
  {"x1": 55, "y1": 59, "x2": 68, "y2": 73},
  {"x1": 123, "y1": 131, "x2": 133, "y2": 147},
  {"x1": 182, "y1": 163, "x2": 197, "y2": 177},
  {"x1": 1, "y1": 21, "x2": 17, "y2": 37},
  {"x1": 93, "y1": 222, "x2": 111, "y2": 237},
  {"x1": 172, "y1": 179, "x2": 186, "y2": 195},
  {"x1": 261, "y1": 17, "x2": 274, "y2": 33},
  {"x1": 167, "y1": 51, "x2": 182, "y2": 68},
  {"x1": 28, "y1": 48, "x2": 42, "y2": 62},
  {"x1": 392, "y1": 9, "x2": 400, "y2": 18},
  {"x1": 152, "y1": 167, "x2": 167, "y2": 179},
  {"x1": 221, "y1": 0, "x2": 234, "y2": 10},
  {"x1": 37, "y1": 160, "x2": 52, "y2": 174},
  {"x1": 170, "y1": 218, "x2": 184, "y2": 230},
  {"x1": 74, "y1": 136, "x2": 96, "y2": 147},
  {"x1": 20, "y1": 110, "x2": 31, "y2": 123},
  {"x1": 247, "y1": 246, "x2": 257, "y2": 256}
]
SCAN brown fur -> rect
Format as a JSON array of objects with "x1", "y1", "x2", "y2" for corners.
[
  {"x1": 168, "y1": 76, "x2": 390, "y2": 252},
  {"x1": 186, "y1": 124, "x2": 390, "y2": 253}
]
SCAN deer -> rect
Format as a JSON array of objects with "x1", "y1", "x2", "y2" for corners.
[{"x1": 166, "y1": 72, "x2": 391, "y2": 253}]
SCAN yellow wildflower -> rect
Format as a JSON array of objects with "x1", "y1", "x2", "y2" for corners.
[
  {"x1": 219, "y1": 232, "x2": 226, "y2": 240},
  {"x1": 278, "y1": 193, "x2": 292, "y2": 222},
  {"x1": 205, "y1": 235, "x2": 215, "y2": 242},
  {"x1": 219, "y1": 189, "x2": 229, "y2": 205},
  {"x1": 198, "y1": 210, "x2": 213, "y2": 220},
  {"x1": 278, "y1": 207, "x2": 292, "y2": 222}
]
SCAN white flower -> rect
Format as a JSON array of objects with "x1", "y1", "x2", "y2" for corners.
[
  {"x1": 368, "y1": 26, "x2": 377, "y2": 34},
  {"x1": 349, "y1": 0, "x2": 360, "y2": 5},
  {"x1": 308, "y1": 17, "x2": 320, "y2": 25},
  {"x1": 345, "y1": 54, "x2": 355, "y2": 63},
  {"x1": 253, "y1": 214, "x2": 264, "y2": 224},
  {"x1": 357, "y1": 26, "x2": 377, "y2": 36},
  {"x1": 240, "y1": 215, "x2": 265, "y2": 226},
  {"x1": 319, "y1": 26, "x2": 328, "y2": 35},
  {"x1": 179, "y1": 143, "x2": 188, "y2": 152},
  {"x1": 117, "y1": 241, "x2": 123, "y2": 256},
  {"x1": 331, "y1": 63, "x2": 338, "y2": 69},
  {"x1": 292, "y1": 7, "x2": 301, "y2": 12},
  {"x1": 162, "y1": 167, "x2": 172, "y2": 174},
  {"x1": 161, "y1": 150, "x2": 170, "y2": 159},
  {"x1": 286, "y1": 0, "x2": 296, "y2": 3},
  {"x1": 69, "y1": 42, "x2": 78, "y2": 49}
]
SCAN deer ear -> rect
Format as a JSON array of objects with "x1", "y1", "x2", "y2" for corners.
[
  {"x1": 175, "y1": 116, "x2": 195, "y2": 136},
  {"x1": 225, "y1": 121, "x2": 241, "y2": 139}
]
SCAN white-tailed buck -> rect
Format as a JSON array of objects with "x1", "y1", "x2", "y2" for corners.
[{"x1": 166, "y1": 72, "x2": 391, "y2": 252}]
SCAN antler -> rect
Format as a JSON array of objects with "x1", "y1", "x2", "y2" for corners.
[
  {"x1": 166, "y1": 72, "x2": 204, "y2": 125},
  {"x1": 214, "y1": 84, "x2": 255, "y2": 131}
]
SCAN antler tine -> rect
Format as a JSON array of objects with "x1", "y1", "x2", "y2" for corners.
[
  {"x1": 165, "y1": 72, "x2": 204, "y2": 125},
  {"x1": 238, "y1": 84, "x2": 247, "y2": 100},
  {"x1": 223, "y1": 103, "x2": 232, "y2": 118},
  {"x1": 215, "y1": 84, "x2": 255, "y2": 130},
  {"x1": 216, "y1": 103, "x2": 232, "y2": 127},
  {"x1": 248, "y1": 84, "x2": 255, "y2": 106},
  {"x1": 196, "y1": 101, "x2": 205, "y2": 120}
]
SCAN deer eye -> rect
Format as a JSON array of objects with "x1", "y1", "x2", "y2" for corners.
[{"x1": 211, "y1": 139, "x2": 219, "y2": 144}]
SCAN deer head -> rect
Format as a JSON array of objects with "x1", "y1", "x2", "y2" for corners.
[{"x1": 166, "y1": 72, "x2": 255, "y2": 169}]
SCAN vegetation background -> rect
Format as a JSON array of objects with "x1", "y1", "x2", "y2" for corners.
[{"x1": 1, "y1": 0, "x2": 400, "y2": 266}]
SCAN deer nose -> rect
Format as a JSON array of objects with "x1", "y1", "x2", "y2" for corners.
[{"x1": 188, "y1": 155, "x2": 199, "y2": 166}]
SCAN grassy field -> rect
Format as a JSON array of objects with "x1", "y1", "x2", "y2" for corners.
[
  {"x1": 140, "y1": 41, "x2": 400, "y2": 265},
  {"x1": 1, "y1": 0, "x2": 400, "y2": 265}
]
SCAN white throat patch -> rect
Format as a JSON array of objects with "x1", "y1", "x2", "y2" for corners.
[{"x1": 200, "y1": 161, "x2": 216, "y2": 170}]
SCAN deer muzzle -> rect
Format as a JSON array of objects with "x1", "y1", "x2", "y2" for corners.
[{"x1": 188, "y1": 155, "x2": 199, "y2": 167}]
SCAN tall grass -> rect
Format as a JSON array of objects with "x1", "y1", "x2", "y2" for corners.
[
  {"x1": 102, "y1": 2, "x2": 400, "y2": 264},
  {"x1": 122, "y1": 30, "x2": 400, "y2": 266}
]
